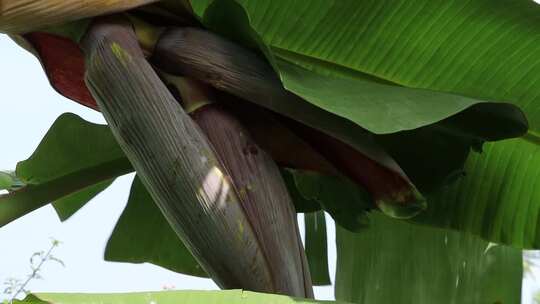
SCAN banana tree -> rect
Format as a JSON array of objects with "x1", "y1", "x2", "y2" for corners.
[{"x1": 1, "y1": 0, "x2": 538, "y2": 303}]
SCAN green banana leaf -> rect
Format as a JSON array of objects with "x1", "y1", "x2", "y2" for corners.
[
  {"x1": 191, "y1": 0, "x2": 526, "y2": 134},
  {"x1": 304, "y1": 211, "x2": 331, "y2": 286},
  {"x1": 15, "y1": 112, "x2": 131, "y2": 220},
  {"x1": 193, "y1": 0, "x2": 529, "y2": 195},
  {"x1": 18, "y1": 290, "x2": 347, "y2": 304},
  {"x1": 52, "y1": 179, "x2": 113, "y2": 220},
  {"x1": 0, "y1": 113, "x2": 132, "y2": 226},
  {"x1": 335, "y1": 213, "x2": 523, "y2": 304},
  {"x1": 191, "y1": 0, "x2": 540, "y2": 248},
  {"x1": 276, "y1": 56, "x2": 525, "y2": 192}
]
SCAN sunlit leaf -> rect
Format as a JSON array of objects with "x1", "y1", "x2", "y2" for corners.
[{"x1": 20, "y1": 290, "x2": 347, "y2": 304}]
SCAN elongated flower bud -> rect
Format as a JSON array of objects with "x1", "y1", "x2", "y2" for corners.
[
  {"x1": 165, "y1": 75, "x2": 314, "y2": 297},
  {"x1": 81, "y1": 17, "x2": 275, "y2": 292}
]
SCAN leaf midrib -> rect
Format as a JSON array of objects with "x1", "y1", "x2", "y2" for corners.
[{"x1": 0, "y1": 157, "x2": 133, "y2": 227}]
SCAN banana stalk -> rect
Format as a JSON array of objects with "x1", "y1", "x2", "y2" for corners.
[
  {"x1": 152, "y1": 27, "x2": 425, "y2": 218},
  {"x1": 163, "y1": 74, "x2": 314, "y2": 297},
  {"x1": 80, "y1": 17, "x2": 275, "y2": 292},
  {"x1": 0, "y1": 0, "x2": 159, "y2": 34}
]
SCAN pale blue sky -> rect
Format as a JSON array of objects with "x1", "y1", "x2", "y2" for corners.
[{"x1": 0, "y1": 31, "x2": 537, "y2": 303}]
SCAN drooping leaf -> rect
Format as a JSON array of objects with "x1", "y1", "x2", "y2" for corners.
[
  {"x1": 20, "y1": 290, "x2": 346, "y2": 304},
  {"x1": 275, "y1": 58, "x2": 523, "y2": 135},
  {"x1": 335, "y1": 213, "x2": 522, "y2": 304},
  {"x1": 191, "y1": 0, "x2": 540, "y2": 248},
  {"x1": 304, "y1": 211, "x2": 331, "y2": 286},
  {"x1": 15, "y1": 112, "x2": 129, "y2": 219},
  {"x1": 192, "y1": 0, "x2": 528, "y2": 192},
  {"x1": 310, "y1": 0, "x2": 540, "y2": 248},
  {"x1": 53, "y1": 179, "x2": 114, "y2": 221},
  {"x1": 105, "y1": 176, "x2": 206, "y2": 277},
  {"x1": 191, "y1": 0, "x2": 527, "y2": 135},
  {"x1": 16, "y1": 113, "x2": 123, "y2": 185},
  {"x1": 192, "y1": 0, "x2": 540, "y2": 127},
  {"x1": 0, "y1": 113, "x2": 132, "y2": 227},
  {"x1": 0, "y1": 161, "x2": 129, "y2": 228},
  {"x1": 276, "y1": 56, "x2": 526, "y2": 192}
]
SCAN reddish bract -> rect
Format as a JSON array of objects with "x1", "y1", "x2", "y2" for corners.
[{"x1": 25, "y1": 32, "x2": 98, "y2": 110}]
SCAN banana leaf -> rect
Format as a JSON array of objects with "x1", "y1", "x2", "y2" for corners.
[
  {"x1": 0, "y1": 113, "x2": 131, "y2": 227},
  {"x1": 191, "y1": 0, "x2": 540, "y2": 249},
  {"x1": 335, "y1": 213, "x2": 522, "y2": 304},
  {"x1": 18, "y1": 290, "x2": 347, "y2": 304}
]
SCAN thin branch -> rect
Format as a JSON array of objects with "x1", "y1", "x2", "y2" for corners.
[{"x1": 9, "y1": 240, "x2": 62, "y2": 302}]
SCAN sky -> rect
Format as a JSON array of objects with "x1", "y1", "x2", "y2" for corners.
[{"x1": 0, "y1": 31, "x2": 538, "y2": 303}]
